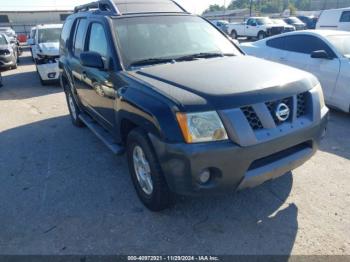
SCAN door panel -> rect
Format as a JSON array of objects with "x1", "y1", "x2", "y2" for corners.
[
  {"x1": 80, "y1": 22, "x2": 116, "y2": 127},
  {"x1": 332, "y1": 59, "x2": 350, "y2": 112},
  {"x1": 71, "y1": 18, "x2": 88, "y2": 103}
]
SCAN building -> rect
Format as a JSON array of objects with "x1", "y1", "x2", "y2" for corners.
[
  {"x1": 0, "y1": 10, "x2": 72, "y2": 35},
  {"x1": 310, "y1": 0, "x2": 350, "y2": 10},
  {"x1": 202, "y1": 9, "x2": 251, "y2": 22}
]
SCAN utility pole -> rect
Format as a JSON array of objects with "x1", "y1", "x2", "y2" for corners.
[{"x1": 250, "y1": 0, "x2": 253, "y2": 16}]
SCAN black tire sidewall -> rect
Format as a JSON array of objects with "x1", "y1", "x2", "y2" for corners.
[
  {"x1": 258, "y1": 31, "x2": 265, "y2": 39},
  {"x1": 231, "y1": 30, "x2": 237, "y2": 39},
  {"x1": 127, "y1": 129, "x2": 173, "y2": 211}
]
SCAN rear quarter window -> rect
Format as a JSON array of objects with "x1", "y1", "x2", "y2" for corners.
[{"x1": 60, "y1": 18, "x2": 74, "y2": 53}]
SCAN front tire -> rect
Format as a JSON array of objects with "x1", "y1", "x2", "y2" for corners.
[
  {"x1": 257, "y1": 31, "x2": 266, "y2": 40},
  {"x1": 230, "y1": 30, "x2": 237, "y2": 39},
  {"x1": 127, "y1": 128, "x2": 174, "y2": 211}
]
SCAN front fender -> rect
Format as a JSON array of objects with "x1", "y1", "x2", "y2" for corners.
[{"x1": 116, "y1": 85, "x2": 184, "y2": 144}]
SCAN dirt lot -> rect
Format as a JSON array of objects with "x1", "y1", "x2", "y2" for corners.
[{"x1": 0, "y1": 51, "x2": 349, "y2": 255}]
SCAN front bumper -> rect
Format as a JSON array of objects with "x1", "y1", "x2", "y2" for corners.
[
  {"x1": 149, "y1": 108, "x2": 328, "y2": 196},
  {"x1": 0, "y1": 55, "x2": 16, "y2": 68},
  {"x1": 37, "y1": 62, "x2": 60, "y2": 81}
]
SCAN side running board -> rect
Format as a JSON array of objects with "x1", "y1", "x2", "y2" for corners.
[{"x1": 79, "y1": 113, "x2": 125, "y2": 155}]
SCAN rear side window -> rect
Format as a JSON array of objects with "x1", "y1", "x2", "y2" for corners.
[
  {"x1": 266, "y1": 37, "x2": 285, "y2": 49},
  {"x1": 340, "y1": 11, "x2": 350, "y2": 22},
  {"x1": 88, "y1": 23, "x2": 108, "y2": 58},
  {"x1": 60, "y1": 18, "x2": 73, "y2": 51},
  {"x1": 73, "y1": 19, "x2": 88, "y2": 57}
]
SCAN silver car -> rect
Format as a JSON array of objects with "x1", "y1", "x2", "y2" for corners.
[{"x1": 0, "y1": 33, "x2": 17, "y2": 70}]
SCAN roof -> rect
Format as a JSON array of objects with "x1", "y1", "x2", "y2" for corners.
[
  {"x1": 36, "y1": 24, "x2": 63, "y2": 29},
  {"x1": 303, "y1": 29, "x2": 350, "y2": 36},
  {"x1": 74, "y1": 0, "x2": 187, "y2": 15},
  {"x1": 203, "y1": 9, "x2": 248, "y2": 17}
]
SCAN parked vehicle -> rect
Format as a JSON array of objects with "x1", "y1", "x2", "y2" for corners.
[
  {"x1": 297, "y1": 15, "x2": 318, "y2": 29},
  {"x1": 0, "y1": 33, "x2": 18, "y2": 70},
  {"x1": 316, "y1": 7, "x2": 350, "y2": 31},
  {"x1": 210, "y1": 20, "x2": 229, "y2": 34},
  {"x1": 0, "y1": 27, "x2": 22, "y2": 59},
  {"x1": 28, "y1": 26, "x2": 37, "y2": 59},
  {"x1": 241, "y1": 30, "x2": 350, "y2": 113},
  {"x1": 272, "y1": 19, "x2": 296, "y2": 32},
  {"x1": 227, "y1": 17, "x2": 286, "y2": 39},
  {"x1": 28, "y1": 24, "x2": 62, "y2": 85},
  {"x1": 60, "y1": 0, "x2": 328, "y2": 211},
  {"x1": 284, "y1": 17, "x2": 306, "y2": 30}
]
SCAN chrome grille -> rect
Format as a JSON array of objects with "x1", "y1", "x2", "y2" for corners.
[
  {"x1": 0, "y1": 49, "x2": 10, "y2": 55},
  {"x1": 266, "y1": 97, "x2": 293, "y2": 125},
  {"x1": 241, "y1": 92, "x2": 310, "y2": 131}
]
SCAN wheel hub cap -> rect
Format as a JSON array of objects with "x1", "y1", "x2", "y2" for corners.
[{"x1": 133, "y1": 146, "x2": 153, "y2": 195}]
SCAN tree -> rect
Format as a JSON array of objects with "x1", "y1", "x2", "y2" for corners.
[{"x1": 203, "y1": 4, "x2": 226, "y2": 14}]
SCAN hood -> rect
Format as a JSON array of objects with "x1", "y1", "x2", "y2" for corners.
[
  {"x1": 266, "y1": 24, "x2": 285, "y2": 28},
  {"x1": 38, "y1": 42, "x2": 59, "y2": 56},
  {"x1": 0, "y1": 44, "x2": 10, "y2": 50},
  {"x1": 128, "y1": 56, "x2": 317, "y2": 111}
]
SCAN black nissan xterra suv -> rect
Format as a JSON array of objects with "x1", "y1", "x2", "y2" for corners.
[{"x1": 59, "y1": 0, "x2": 329, "y2": 211}]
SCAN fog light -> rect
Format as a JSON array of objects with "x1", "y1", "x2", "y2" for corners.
[
  {"x1": 48, "y1": 73, "x2": 56, "y2": 79},
  {"x1": 198, "y1": 169, "x2": 211, "y2": 184}
]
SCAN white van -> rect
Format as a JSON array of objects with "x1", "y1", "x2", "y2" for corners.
[
  {"x1": 28, "y1": 24, "x2": 62, "y2": 85},
  {"x1": 316, "y1": 7, "x2": 350, "y2": 31}
]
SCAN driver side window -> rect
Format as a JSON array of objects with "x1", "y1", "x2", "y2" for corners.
[
  {"x1": 247, "y1": 19, "x2": 256, "y2": 26},
  {"x1": 88, "y1": 23, "x2": 108, "y2": 58}
]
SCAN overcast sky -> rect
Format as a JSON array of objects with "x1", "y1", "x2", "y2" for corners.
[{"x1": 0, "y1": 0, "x2": 230, "y2": 14}]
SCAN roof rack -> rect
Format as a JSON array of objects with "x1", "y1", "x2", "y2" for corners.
[
  {"x1": 74, "y1": 0, "x2": 120, "y2": 14},
  {"x1": 74, "y1": 0, "x2": 187, "y2": 15}
]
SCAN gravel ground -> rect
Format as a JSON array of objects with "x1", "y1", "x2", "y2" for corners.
[{"x1": 0, "y1": 51, "x2": 349, "y2": 255}]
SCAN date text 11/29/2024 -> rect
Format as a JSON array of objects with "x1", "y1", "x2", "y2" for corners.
[{"x1": 127, "y1": 256, "x2": 220, "y2": 261}]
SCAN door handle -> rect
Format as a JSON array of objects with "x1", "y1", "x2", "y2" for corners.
[{"x1": 279, "y1": 57, "x2": 287, "y2": 61}]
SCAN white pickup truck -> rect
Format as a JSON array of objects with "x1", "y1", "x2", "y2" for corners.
[{"x1": 227, "y1": 17, "x2": 285, "y2": 40}]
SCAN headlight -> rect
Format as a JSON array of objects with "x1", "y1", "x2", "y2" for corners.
[
  {"x1": 314, "y1": 83, "x2": 325, "y2": 109},
  {"x1": 176, "y1": 111, "x2": 228, "y2": 143}
]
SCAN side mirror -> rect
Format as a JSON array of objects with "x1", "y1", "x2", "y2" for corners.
[
  {"x1": 311, "y1": 50, "x2": 332, "y2": 60},
  {"x1": 80, "y1": 51, "x2": 104, "y2": 69},
  {"x1": 251, "y1": 23, "x2": 257, "y2": 26},
  {"x1": 27, "y1": 39, "x2": 34, "y2": 45}
]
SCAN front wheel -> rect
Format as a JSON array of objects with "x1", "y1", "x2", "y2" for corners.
[
  {"x1": 127, "y1": 128, "x2": 174, "y2": 211},
  {"x1": 230, "y1": 30, "x2": 237, "y2": 39},
  {"x1": 257, "y1": 31, "x2": 266, "y2": 40}
]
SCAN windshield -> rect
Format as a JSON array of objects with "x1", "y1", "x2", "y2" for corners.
[
  {"x1": 0, "y1": 34, "x2": 8, "y2": 45},
  {"x1": 287, "y1": 17, "x2": 303, "y2": 24},
  {"x1": 327, "y1": 35, "x2": 350, "y2": 57},
  {"x1": 113, "y1": 15, "x2": 241, "y2": 68},
  {"x1": 38, "y1": 28, "x2": 61, "y2": 43},
  {"x1": 256, "y1": 18, "x2": 273, "y2": 25},
  {"x1": 273, "y1": 19, "x2": 287, "y2": 25}
]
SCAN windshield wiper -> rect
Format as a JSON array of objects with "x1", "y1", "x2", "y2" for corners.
[
  {"x1": 175, "y1": 52, "x2": 234, "y2": 61},
  {"x1": 129, "y1": 58, "x2": 175, "y2": 67}
]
